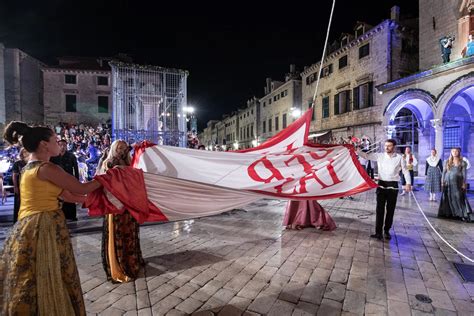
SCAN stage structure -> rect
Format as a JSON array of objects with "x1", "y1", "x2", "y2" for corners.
[{"x1": 111, "y1": 62, "x2": 189, "y2": 147}]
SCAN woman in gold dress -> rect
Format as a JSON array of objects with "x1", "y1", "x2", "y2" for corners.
[
  {"x1": 1, "y1": 122, "x2": 101, "y2": 316},
  {"x1": 97, "y1": 140, "x2": 144, "y2": 283}
]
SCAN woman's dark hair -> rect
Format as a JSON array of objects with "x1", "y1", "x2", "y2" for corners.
[{"x1": 3, "y1": 121, "x2": 55, "y2": 152}]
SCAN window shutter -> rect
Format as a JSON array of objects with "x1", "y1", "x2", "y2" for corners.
[
  {"x1": 368, "y1": 82, "x2": 374, "y2": 107},
  {"x1": 353, "y1": 87, "x2": 359, "y2": 110},
  {"x1": 346, "y1": 90, "x2": 351, "y2": 112}
]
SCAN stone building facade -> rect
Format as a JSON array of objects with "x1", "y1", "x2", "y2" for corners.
[
  {"x1": 222, "y1": 112, "x2": 239, "y2": 149},
  {"x1": 43, "y1": 57, "x2": 112, "y2": 125},
  {"x1": 0, "y1": 44, "x2": 44, "y2": 127},
  {"x1": 379, "y1": 0, "x2": 474, "y2": 180},
  {"x1": 215, "y1": 120, "x2": 226, "y2": 148},
  {"x1": 419, "y1": 0, "x2": 470, "y2": 69},
  {"x1": 259, "y1": 67, "x2": 302, "y2": 143},
  {"x1": 0, "y1": 44, "x2": 5, "y2": 126},
  {"x1": 200, "y1": 120, "x2": 218, "y2": 150},
  {"x1": 237, "y1": 97, "x2": 259, "y2": 149},
  {"x1": 301, "y1": 6, "x2": 418, "y2": 144}
]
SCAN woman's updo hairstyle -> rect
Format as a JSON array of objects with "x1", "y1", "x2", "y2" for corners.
[{"x1": 3, "y1": 121, "x2": 55, "y2": 152}]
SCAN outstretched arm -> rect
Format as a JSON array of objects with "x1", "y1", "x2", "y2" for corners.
[
  {"x1": 357, "y1": 150, "x2": 378, "y2": 161},
  {"x1": 38, "y1": 163, "x2": 101, "y2": 194},
  {"x1": 60, "y1": 190, "x2": 87, "y2": 203}
]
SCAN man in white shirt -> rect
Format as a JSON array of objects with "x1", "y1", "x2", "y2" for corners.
[
  {"x1": 400, "y1": 146, "x2": 418, "y2": 195},
  {"x1": 358, "y1": 139, "x2": 411, "y2": 240}
]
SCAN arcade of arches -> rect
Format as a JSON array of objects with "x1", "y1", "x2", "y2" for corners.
[{"x1": 383, "y1": 74, "x2": 474, "y2": 179}]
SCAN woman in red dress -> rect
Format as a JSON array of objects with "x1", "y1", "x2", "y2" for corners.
[{"x1": 283, "y1": 200, "x2": 336, "y2": 231}]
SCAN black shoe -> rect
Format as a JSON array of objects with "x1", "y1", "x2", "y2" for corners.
[
  {"x1": 370, "y1": 234, "x2": 383, "y2": 240},
  {"x1": 384, "y1": 232, "x2": 391, "y2": 240}
]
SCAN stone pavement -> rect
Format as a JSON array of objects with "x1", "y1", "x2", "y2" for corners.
[{"x1": 1, "y1": 190, "x2": 474, "y2": 315}]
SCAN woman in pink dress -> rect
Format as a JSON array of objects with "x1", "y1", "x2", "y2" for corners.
[{"x1": 283, "y1": 200, "x2": 336, "y2": 231}]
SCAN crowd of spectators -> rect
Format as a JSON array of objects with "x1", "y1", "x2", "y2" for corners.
[
  {"x1": 1, "y1": 122, "x2": 112, "y2": 185},
  {"x1": 49, "y1": 122, "x2": 112, "y2": 162}
]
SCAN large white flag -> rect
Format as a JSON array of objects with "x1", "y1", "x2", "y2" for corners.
[{"x1": 86, "y1": 110, "x2": 376, "y2": 222}]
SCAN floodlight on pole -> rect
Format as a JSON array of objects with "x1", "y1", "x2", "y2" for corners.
[{"x1": 183, "y1": 106, "x2": 195, "y2": 114}]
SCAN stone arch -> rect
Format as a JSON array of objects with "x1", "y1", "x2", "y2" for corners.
[
  {"x1": 383, "y1": 89, "x2": 436, "y2": 176},
  {"x1": 437, "y1": 73, "x2": 474, "y2": 177},
  {"x1": 383, "y1": 89, "x2": 436, "y2": 126},
  {"x1": 436, "y1": 72, "x2": 474, "y2": 116}
]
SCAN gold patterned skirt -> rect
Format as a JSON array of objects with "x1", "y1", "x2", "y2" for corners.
[
  {"x1": 102, "y1": 211, "x2": 144, "y2": 283},
  {"x1": 1, "y1": 210, "x2": 85, "y2": 316}
]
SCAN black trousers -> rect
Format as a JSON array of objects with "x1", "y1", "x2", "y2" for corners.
[
  {"x1": 442, "y1": 51, "x2": 451, "y2": 63},
  {"x1": 62, "y1": 202, "x2": 77, "y2": 220},
  {"x1": 375, "y1": 181, "x2": 399, "y2": 235}
]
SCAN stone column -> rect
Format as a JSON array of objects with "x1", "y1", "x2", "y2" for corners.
[
  {"x1": 417, "y1": 127, "x2": 431, "y2": 176},
  {"x1": 431, "y1": 119, "x2": 443, "y2": 157}
]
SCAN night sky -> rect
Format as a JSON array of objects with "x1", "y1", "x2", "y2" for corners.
[{"x1": 0, "y1": 0, "x2": 418, "y2": 131}]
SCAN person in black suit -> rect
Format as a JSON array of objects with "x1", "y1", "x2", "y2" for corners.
[{"x1": 50, "y1": 139, "x2": 80, "y2": 221}]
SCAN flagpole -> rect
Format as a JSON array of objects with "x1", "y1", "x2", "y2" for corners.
[{"x1": 311, "y1": 0, "x2": 337, "y2": 109}]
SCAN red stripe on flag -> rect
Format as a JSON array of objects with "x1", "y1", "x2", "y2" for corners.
[
  {"x1": 132, "y1": 140, "x2": 156, "y2": 169},
  {"x1": 236, "y1": 108, "x2": 313, "y2": 153},
  {"x1": 85, "y1": 167, "x2": 168, "y2": 224}
]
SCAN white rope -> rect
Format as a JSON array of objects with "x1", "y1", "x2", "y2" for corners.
[
  {"x1": 311, "y1": 0, "x2": 336, "y2": 107},
  {"x1": 308, "y1": 1, "x2": 472, "y2": 263},
  {"x1": 306, "y1": 3, "x2": 470, "y2": 265},
  {"x1": 409, "y1": 191, "x2": 474, "y2": 263}
]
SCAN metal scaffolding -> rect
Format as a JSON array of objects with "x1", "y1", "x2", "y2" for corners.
[{"x1": 111, "y1": 62, "x2": 189, "y2": 146}]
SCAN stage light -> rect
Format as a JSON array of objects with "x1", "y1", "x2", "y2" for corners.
[{"x1": 183, "y1": 106, "x2": 195, "y2": 113}]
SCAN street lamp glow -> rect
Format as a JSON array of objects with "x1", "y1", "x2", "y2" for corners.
[{"x1": 291, "y1": 108, "x2": 301, "y2": 118}]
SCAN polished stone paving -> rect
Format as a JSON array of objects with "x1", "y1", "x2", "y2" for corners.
[{"x1": 1, "y1": 190, "x2": 473, "y2": 315}]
